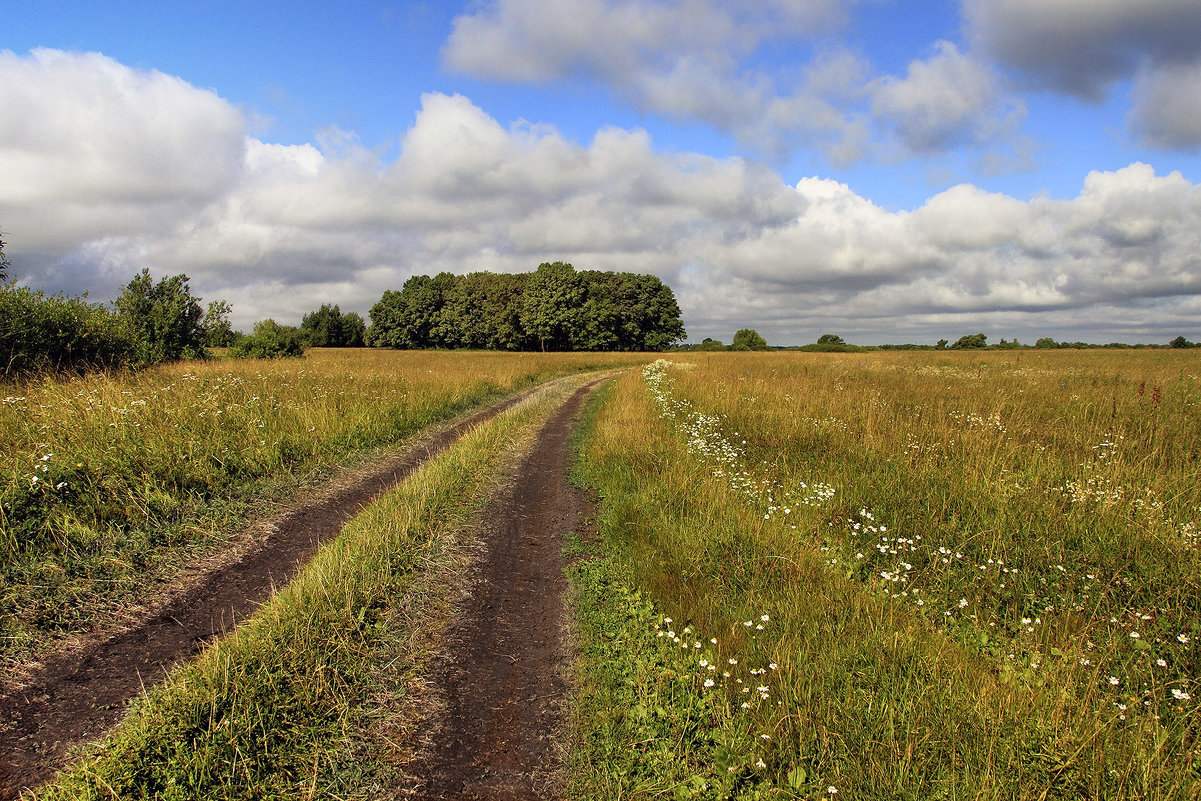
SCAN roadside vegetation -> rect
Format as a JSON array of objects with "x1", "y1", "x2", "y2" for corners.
[
  {"x1": 0, "y1": 350, "x2": 646, "y2": 674},
  {"x1": 570, "y1": 350, "x2": 1201, "y2": 799},
  {"x1": 33, "y1": 373, "x2": 596, "y2": 800}
]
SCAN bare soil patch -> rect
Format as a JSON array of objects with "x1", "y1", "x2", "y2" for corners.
[
  {"x1": 0, "y1": 385, "x2": 543, "y2": 800},
  {"x1": 401, "y1": 379, "x2": 601, "y2": 800}
]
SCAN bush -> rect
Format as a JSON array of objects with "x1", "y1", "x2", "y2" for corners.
[
  {"x1": 229, "y1": 319, "x2": 308, "y2": 359},
  {"x1": 115, "y1": 269, "x2": 207, "y2": 364},
  {"x1": 0, "y1": 284, "x2": 138, "y2": 379}
]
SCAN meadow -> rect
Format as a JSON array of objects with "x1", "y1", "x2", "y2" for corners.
[
  {"x1": 570, "y1": 350, "x2": 1200, "y2": 799},
  {"x1": 0, "y1": 349, "x2": 645, "y2": 673},
  {"x1": 7, "y1": 347, "x2": 1201, "y2": 799}
]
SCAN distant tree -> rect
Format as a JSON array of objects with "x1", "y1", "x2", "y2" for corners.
[
  {"x1": 521, "y1": 262, "x2": 584, "y2": 351},
  {"x1": 366, "y1": 272, "x2": 455, "y2": 349},
  {"x1": 936, "y1": 338, "x2": 948, "y2": 349},
  {"x1": 731, "y1": 329, "x2": 769, "y2": 351},
  {"x1": 368, "y1": 263, "x2": 685, "y2": 352},
  {"x1": 694, "y1": 337, "x2": 726, "y2": 351},
  {"x1": 341, "y1": 312, "x2": 366, "y2": 347},
  {"x1": 1035, "y1": 337, "x2": 1058, "y2": 349},
  {"x1": 230, "y1": 319, "x2": 307, "y2": 358},
  {"x1": 1170, "y1": 335, "x2": 1192, "y2": 349},
  {"x1": 115, "y1": 268, "x2": 207, "y2": 364},
  {"x1": 300, "y1": 303, "x2": 366, "y2": 347},
  {"x1": 202, "y1": 300, "x2": 236, "y2": 347},
  {"x1": 0, "y1": 233, "x2": 10, "y2": 283},
  {"x1": 950, "y1": 333, "x2": 987, "y2": 350},
  {"x1": 817, "y1": 333, "x2": 846, "y2": 346}
]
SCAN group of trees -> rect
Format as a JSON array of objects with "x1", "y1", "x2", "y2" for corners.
[
  {"x1": 368, "y1": 262, "x2": 685, "y2": 352},
  {"x1": 1, "y1": 264, "x2": 233, "y2": 379}
]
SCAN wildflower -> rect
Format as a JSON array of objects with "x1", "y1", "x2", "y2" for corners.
[
  {"x1": 1157, "y1": 658, "x2": 1168, "y2": 667},
  {"x1": 1179, "y1": 634, "x2": 1191, "y2": 644},
  {"x1": 1130, "y1": 632, "x2": 1140, "y2": 639},
  {"x1": 828, "y1": 786, "x2": 838, "y2": 795},
  {"x1": 704, "y1": 678, "x2": 715, "y2": 688},
  {"x1": 699, "y1": 659, "x2": 709, "y2": 668},
  {"x1": 1172, "y1": 689, "x2": 1191, "y2": 701},
  {"x1": 1109, "y1": 676, "x2": 1120, "y2": 686},
  {"x1": 958, "y1": 598, "x2": 968, "y2": 608},
  {"x1": 769, "y1": 663, "x2": 777, "y2": 670},
  {"x1": 729, "y1": 658, "x2": 738, "y2": 665},
  {"x1": 760, "y1": 614, "x2": 770, "y2": 622},
  {"x1": 756, "y1": 759, "x2": 767, "y2": 769}
]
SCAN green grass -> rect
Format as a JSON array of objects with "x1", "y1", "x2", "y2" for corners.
[
  {"x1": 34, "y1": 372, "x2": 598, "y2": 800},
  {"x1": 568, "y1": 352, "x2": 1201, "y2": 800},
  {"x1": 1, "y1": 349, "x2": 649, "y2": 671}
]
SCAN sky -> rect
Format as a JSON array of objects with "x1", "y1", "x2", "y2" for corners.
[{"x1": 2, "y1": 0, "x2": 1201, "y2": 346}]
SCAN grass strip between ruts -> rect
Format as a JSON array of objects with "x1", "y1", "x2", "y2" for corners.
[{"x1": 34, "y1": 373, "x2": 596, "y2": 800}]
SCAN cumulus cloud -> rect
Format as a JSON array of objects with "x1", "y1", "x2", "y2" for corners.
[
  {"x1": 870, "y1": 41, "x2": 1024, "y2": 154},
  {"x1": 2, "y1": 49, "x2": 1199, "y2": 343},
  {"x1": 964, "y1": 0, "x2": 1201, "y2": 149},
  {"x1": 0, "y1": 49, "x2": 246, "y2": 251}
]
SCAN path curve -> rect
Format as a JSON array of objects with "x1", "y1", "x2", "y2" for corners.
[{"x1": 0, "y1": 381, "x2": 554, "y2": 799}]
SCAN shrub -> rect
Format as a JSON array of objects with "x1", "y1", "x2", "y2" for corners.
[
  {"x1": 229, "y1": 319, "x2": 308, "y2": 359},
  {"x1": 0, "y1": 284, "x2": 137, "y2": 378}
]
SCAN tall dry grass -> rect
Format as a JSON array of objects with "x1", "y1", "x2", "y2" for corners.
[
  {"x1": 1, "y1": 349, "x2": 648, "y2": 670},
  {"x1": 571, "y1": 350, "x2": 1200, "y2": 799}
]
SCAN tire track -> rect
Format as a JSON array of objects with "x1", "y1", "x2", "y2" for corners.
[
  {"x1": 405, "y1": 378, "x2": 603, "y2": 800},
  {"x1": 0, "y1": 381, "x2": 554, "y2": 799}
]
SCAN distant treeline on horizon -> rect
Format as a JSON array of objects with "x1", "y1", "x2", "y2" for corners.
[
  {"x1": 678, "y1": 332, "x2": 1199, "y2": 352},
  {"x1": 367, "y1": 261, "x2": 686, "y2": 352}
]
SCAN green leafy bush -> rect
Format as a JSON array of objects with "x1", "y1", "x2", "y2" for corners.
[
  {"x1": 229, "y1": 319, "x2": 308, "y2": 359},
  {"x1": 0, "y1": 284, "x2": 137, "y2": 379}
]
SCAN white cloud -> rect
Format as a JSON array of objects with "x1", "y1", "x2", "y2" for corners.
[
  {"x1": 871, "y1": 41, "x2": 1024, "y2": 154},
  {"x1": 0, "y1": 49, "x2": 246, "y2": 251},
  {"x1": 2, "y1": 49, "x2": 1199, "y2": 344},
  {"x1": 443, "y1": 1, "x2": 1037, "y2": 167},
  {"x1": 963, "y1": 0, "x2": 1201, "y2": 151}
]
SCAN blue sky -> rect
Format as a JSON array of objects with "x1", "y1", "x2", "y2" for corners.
[{"x1": 3, "y1": 0, "x2": 1201, "y2": 344}]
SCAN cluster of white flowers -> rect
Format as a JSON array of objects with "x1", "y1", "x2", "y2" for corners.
[{"x1": 643, "y1": 361, "x2": 836, "y2": 523}]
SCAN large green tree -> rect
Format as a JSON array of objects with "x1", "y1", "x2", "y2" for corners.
[
  {"x1": 521, "y1": 262, "x2": 585, "y2": 351},
  {"x1": 731, "y1": 328, "x2": 769, "y2": 351},
  {"x1": 115, "y1": 268, "x2": 206, "y2": 363},
  {"x1": 300, "y1": 303, "x2": 366, "y2": 347},
  {"x1": 366, "y1": 273, "x2": 455, "y2": 349},
  {"x1": 203, "y1": 300, "x2": 236, "y2": 347}
]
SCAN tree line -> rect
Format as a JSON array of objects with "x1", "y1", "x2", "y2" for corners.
[
  {"x1": 680, "y1": 331, "x2": 1199, "y2": 352},
  {"x1": 1, "y1": 240, "x2": 686, "y2": 379},
  {"x1": 367, "y1": 262, "x2": 685, "y2": 351}
]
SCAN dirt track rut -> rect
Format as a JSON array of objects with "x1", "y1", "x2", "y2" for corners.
[
  {"x1": 404, "y1": 378, "x2": 601, "y2": 800},
  {"x1": 0, "y1": 383, "x2": 545, "y2": 799}
]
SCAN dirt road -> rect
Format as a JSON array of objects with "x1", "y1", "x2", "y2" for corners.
[
  {"x1": 403, "y1": 378, "x2": 600, "y2": 799},
  {"x1": 0, "y1": 383, "x2": 549, "y2": 799}
]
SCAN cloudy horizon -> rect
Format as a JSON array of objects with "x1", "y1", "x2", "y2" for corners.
[{"x1": 2, "y1": 1, "x2": 1200, "y2": 346}]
